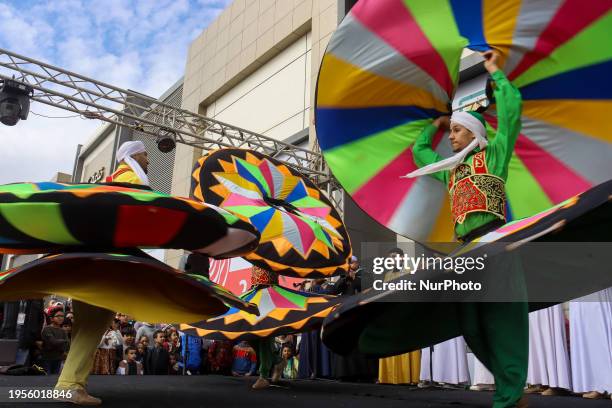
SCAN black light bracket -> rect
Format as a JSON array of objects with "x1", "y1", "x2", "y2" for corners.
[
  {"x1": 0, "y1": 78, "x2": 33, "y2": 126},
  {"x1": 156, "y1": 127, "x2": 177, "y2": 153}
]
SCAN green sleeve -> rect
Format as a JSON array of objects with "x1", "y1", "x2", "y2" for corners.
[
  {"x1": 487, "y1": 70, "x2": 523, "y2": 177},
  {"x1": 412, "y1": 123, "x2": 447, "y2": 183}
]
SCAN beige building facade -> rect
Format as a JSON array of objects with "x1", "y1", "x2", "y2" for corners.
[
  {"x1": 72, "y1": 0, "x2": 487, "y2": 268},
  {"x1": 171, "y1": 0, "x2": 343, "y2": 197},
  {"x1": 166, "y1": 0, "x2": 365, "y2": 267},
  {"x1": 158, "y1": 0, "x2": 487, "y2": 267}
]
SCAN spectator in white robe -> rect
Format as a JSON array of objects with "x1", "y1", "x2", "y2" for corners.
[
  {"x1": 524, "y1": 304, "x2": 572, "y2": 396},
  {"x1": 419, "y1": 336, "x2": 470, "y2": 388},
  {"x1": 470, "y1": 357, "x2": 495, "y2": 391},
  {"x1": 570, "y1": 287, "x2": 612, "y2": 400}
]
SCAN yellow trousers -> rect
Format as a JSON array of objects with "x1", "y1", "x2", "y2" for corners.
[
  {"x1": 378, "y1": 350, "x2": 421, "y2": 384},
  {"x1": 56, "y1": 301, "x2": 115, "y2": 390}
]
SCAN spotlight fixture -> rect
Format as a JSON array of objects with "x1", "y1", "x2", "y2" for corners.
[
  {"x1": 156, "y1": 127, "x2": 176, "y2": 153},
  {"x1": 0, "y1": 79, "x2": 33, "y2": 126}
]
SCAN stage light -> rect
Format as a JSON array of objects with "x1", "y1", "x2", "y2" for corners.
[
  {"x1": 156, "y1": 127, "x2": 176, "y2": 153},
  {"x1": 0, "y1": 79, "x2": 33, "y2": 126}
]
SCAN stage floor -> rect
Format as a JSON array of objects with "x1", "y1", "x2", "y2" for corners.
[{"x1": 0, "y1": 375, "x2": 608, "y2": 407}]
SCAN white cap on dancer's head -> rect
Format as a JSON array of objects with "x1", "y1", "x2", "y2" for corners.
[
  {"x1": 402, "y1": 111, "x2": 489, "y2": 179},
  {"x1": 115, "y1": 141, "x2": 149, "y2": 186}
]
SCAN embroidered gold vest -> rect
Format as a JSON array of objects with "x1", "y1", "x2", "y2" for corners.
[
  {"x1": 250, "y1": 267, "x2": 278, "y2": 286},
  {"x1": 448, "y1": 151, "x2": 506, "y2": 225}
]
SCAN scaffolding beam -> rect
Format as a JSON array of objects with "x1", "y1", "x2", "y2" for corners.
[{"x1": 0, "y1": 48, "x2": 344, "y2": 216}]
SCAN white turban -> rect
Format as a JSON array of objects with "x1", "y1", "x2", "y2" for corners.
[
  {"x1": 116, "y1": 141, "x2": 149, "y2": 186},
  {"x1": 450, "y1": 111, "x2": 487, "y2": 144},
  {"x1": 402, "y1": 111, "x2": 488, "y2": 178}
]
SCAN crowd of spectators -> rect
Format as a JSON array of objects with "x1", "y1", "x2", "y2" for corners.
[
  {"x1": 1, "y1": 256, "x2": 608, "y2": 400},
  {"x1": 85, "y1": 315, "x2": 300, "y2": 379},
  {"x1": 0, "y1": 258, "x2": 367, "y2": 383}
]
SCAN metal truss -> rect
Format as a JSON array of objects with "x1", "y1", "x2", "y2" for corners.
[{"x1": 0, "y1": 48, "x2": 344, "y2": 216}]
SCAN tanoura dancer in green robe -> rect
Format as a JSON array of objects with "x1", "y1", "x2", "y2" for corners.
[{"x1": 404, "y1": 51, "x2": 527, "y2": 408}]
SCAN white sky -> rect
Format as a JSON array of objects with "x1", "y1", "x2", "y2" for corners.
[{"x1": 0, "y1": 0, "x2": 231, "y2": 184}]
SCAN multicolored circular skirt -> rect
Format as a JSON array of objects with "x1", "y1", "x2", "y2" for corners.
[
  {"x1": 178, "y1": 284, "x2": 340, "y2": 341},
  {"x1": 315, "y1": 0, "x2": 612, "y2": 241},
  {"x1": 192, "y1": 148, "x2": 352, "y2": 278},
  {"x1": 321, "y1": 180, "x2": 612, "y2": 358},
  {"x1": 0, "y1": 252, "x2": 258, "y2": 323},
  {"x1": 0, "y1": 182, "x2": 259, "y2": 255}
]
